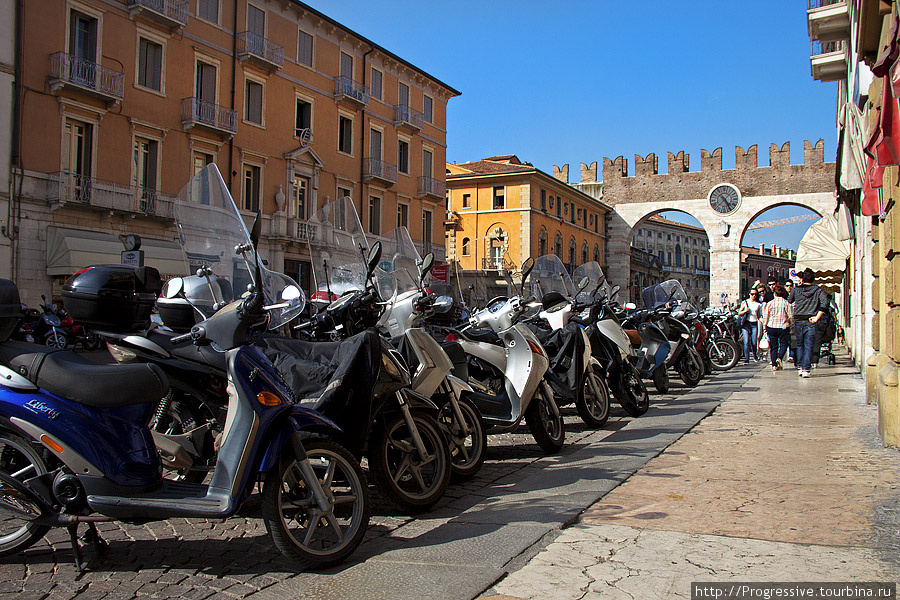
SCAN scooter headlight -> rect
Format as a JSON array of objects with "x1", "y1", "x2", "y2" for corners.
[{"x1": 107, "y1": 342, "x2": 136, "y2": 363}]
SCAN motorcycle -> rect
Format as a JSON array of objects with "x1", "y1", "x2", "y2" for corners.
[
  {"x1": 638, "y1": 280, "x2": 705, "y2": 388},
  {"x1": 699, "y1": 309, "x2": 740, "y2": 371},
  {"x1": 0, "y1": 164, "x2": 369, "y2": 570},
  {"x1": 13, "y1": 297, "x2": 69, "y2": 349}
]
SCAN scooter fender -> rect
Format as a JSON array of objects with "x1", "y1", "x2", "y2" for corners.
[
  {"x1": 445, "y1": 373, "x2": 473, "y2": 397},
  {"x1": 503, "y1": 324, "x2": 549, "y2": 418},
  {"x1": 256, "y1": 407, "x2": 345, "y2": 473}
]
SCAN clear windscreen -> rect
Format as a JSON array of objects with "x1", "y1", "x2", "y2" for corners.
[
  {"x1": 530, "y1": 255, "x2": 576, "y2": 300},
  {"x1": 573, "y1": 261, "x2": 604, "y2": 304},
  {"x1": 173, "y1": 164, "x2": 305, "y2": 329},
  {"x1": 376, "y1": 227, "x2": 420, "y2": 297},
  {"x1": 641, "y1": 279, "x2": 688, "y2": 309},
  {"x1": 307, "y1": 196, "x2": 369, "y2": 305}
]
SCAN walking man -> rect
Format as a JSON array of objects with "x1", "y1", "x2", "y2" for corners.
[
  {"x1": 763, "y1": 284, "x2": 793, "y2": 372},
  {"x1": 788, "y1": 268, "x2": 829, "y2": 378},
  {"x1": 783, "y1": 279, "x2": 796, "y2": 363}
]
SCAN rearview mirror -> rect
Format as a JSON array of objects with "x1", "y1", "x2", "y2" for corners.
[
  {"x1": 367, "y1": 241, "x2": 382, "y2": 276},
  {"x1": 250, "y1": 211, "x2": 262, "y2": 249},
  {"x1": 281, "y1": 285, "x2": 301, "y2": 301},
  {"x1": 420, "y1": 252, "x2": 435, "y2": 279},
  {"x1": 625, "y1": 302, "x2": 636, "y2": 310},
  {"x1": 521, "y1": 257, "x2": 534, "y2": 283},
  {"x1": 163, "y1": 277, "x2": 184, "y2": 299}
]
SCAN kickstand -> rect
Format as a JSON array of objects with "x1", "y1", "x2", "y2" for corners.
[{"x1": 67, "y1": 522, "x2": 109, "y2": 573}]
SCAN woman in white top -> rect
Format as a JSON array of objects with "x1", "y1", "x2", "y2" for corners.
[{"x1": 738, "y1": 288, "x2": 763, "y2": 363}]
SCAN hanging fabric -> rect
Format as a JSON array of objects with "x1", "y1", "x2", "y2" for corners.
[
  {"x1": 862, "y1": 155, "x2": 885, "y2": 217},
  {"x1": 839, "y1": 102, "x2": 866, "y2": 190}
]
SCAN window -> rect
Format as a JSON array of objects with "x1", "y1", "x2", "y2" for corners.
[
  {"x1": 423, "y1": 94, "x2": 433, "y2": 123},
  {"x1": 243, "y1": 164, "x2": 261, "y2": 212},
  {"x1": 245, "y1": 79, "x2": 263, "y2": 125},
  {"x1": 198, "y1": 0, "x2": 218, "y2": 23},
  {"x1": 70, "y1": 11, "x2": 97, "y2": 64},
  {"x1": 368, "y1": 196, "x2": 381, "y2": 235},
  {"x1": 538, "y1": 229, "x2": 547, "y2": 256},
  {"x1": 638, "y1": 229, "x2": 642, "y2": 236},
  {"x1": 462, "y1": 237, "x2": 470, "y2": 256},
  {"x1": 338, "y1": 115, "x2": 352, "y2": 154},
  {"x1": 658, "y1": 232, "x2": 662, "y2": 238},
  {"x1": 555, "y1": 234, "x2": 562, "y2": 258},
  {"x1": 422, "y1": 148, "x2": 433, "y2": 179},
  {"x1": 667, "y1": 252, "x2": 672, "y2": 265},
  {"x1": 295, "y1": 98, "x2": 311, "y2": 136},
  {"x1": 568, "y1": 240, "x2": 576, "y2": 269},
  {"x1": 540, "y1": 189, "x2": 546, "y2": 211},
  {"x1": 297, "y1": 30, "x2": 313, "y2": 66},
  {"x1": 292, "y1": 176, "x2": 307, "y2": 219},
  {"x1": 133, "y1": 136, "x2": 158, "y2": 195},
  {"x1": 422, "y1": 209, "x2": 432, "y2": 253},
  {"x1": 195, "y1": 61, "x2": 217, "y2": 104},
  {"x1": 556, "y1": 196, "x2": 561, "y2": 217},
  {"x1": 369, "y1": 127, "x2": 382, "y2": 161},
  {"x1": 63, "y1": 118, "x2": 93, "y2": 202},
  {"x1": 398, "y1": 82, "x2": 409, "y2": 107},
  {"x1": 371, "y1": 68, "x2": 382, "y2": 100},
  {"x1": 340, "y1": 52, "x2": 353, "y2": 80},
  {"x1": 658, "y1": 250, "x2": 664, "y2": 262},
  {"x1": 462, "y1": 193, "x2": 471, "y2": 208},
  {"x1": 593, "y1": 245, "x2": 600, "y2": 263},
  {"x1": 570, "y1": 203, "x2": 575, "y2": 223},
  {"x1": 397, "y1": 203, "x2": 409, "y2": 228},
  {"x1": 675, "y1": 244, "x2": 682, "y2": 267},
  {"x1": 338, "y1": 186, "x2": 351, "y2": 201},
  {"x1": 581, "y1": 243, "x2": 588, "y2": 265},
  {"x1": 492, "y1": 186, "x2": 505, "y2": 210},
  {"x1": 398, "y1": 139, "x2": 409, "y2": 174},
  {"x1": 137, "y1": 38, "x2": 163, "y2": 92},
  {"x1": 192, "y1": 151, "x2": 213, "y2": 176}
]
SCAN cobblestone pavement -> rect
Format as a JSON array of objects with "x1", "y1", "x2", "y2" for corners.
[{"x1": 1, "y1": 379, "x2": 701, "y2": 600}]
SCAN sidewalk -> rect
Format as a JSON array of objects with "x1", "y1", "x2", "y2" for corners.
[{"x1": 483, "y1": 350, "x2": 900, "y2": 599}]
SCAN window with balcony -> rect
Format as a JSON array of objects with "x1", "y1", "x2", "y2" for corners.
[
  {"x1": 368, "y1": 196, "x2": 381, "y2": 235},
  {"x1": 63, "y1": 118, "x2": 93, "y2": 202},
  {"x1": 137, "y1": 37, "x2": 163, "y2": 92},
  {"x1": 297, "y1": 29, "x2": 313, "y2": 67},
  {"x1": 292, "y1": 175, "x2": 307, "y2": 219},
  {"x1": 70, "y1": 11, "x2": 98, "y2": 65},
  {"x1": 371, "y1": 68, "x2": 382, "y2": 101},
  {"x1": 338, "y1": 115, "x2": 352, "y2": 154},
  {"x1": 397, "y1": 203, "x2": 409, "y2": 228},
  {"x1": 295, "y1": 98, "x2": 311, "y2": 138},
  {"x1": 133, "y1": 136, "x2": 158, "y2": 193},
  {"x1": 369, "y1": 127, "x2": 382, "y2": 161},
  {"x1": 247, "y1": 4, "x2": 265, "y2": 40},
  {"x1": 198, "y1": 0, "x2": 218, "y2": 23},
  {"x1": 422, "y1": 148, "x2": 434, "y2": 179},
  {"x1": 423, "y1": 209, "x2": 433, "y2": 253},
  {"x1": 398, "y1": 138, "x2": 409, "y2": 174},
  {"x1": 243, "y1": 164, "x2": 261, "y2": 212},
  {"x1": 398, "y1": 82, "x2": 409, "y2": 108},
  {"x1": 245, "y1": 79, "x2": 263, "y2": 125},
  {"x1": 492, "y1": 186, "x2": 504, "y2": 210},
  {"x1": 340, "y1": 52, "x2": 353, "y2": 80},
  {"x1": 423, "y1": 94, "x2": 433, "y2": 123},
  {"x1": 196, "y1": 60, "x2": 217, "y2": 105}
]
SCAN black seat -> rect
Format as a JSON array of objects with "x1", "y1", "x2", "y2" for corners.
[
  {"x1": 0, "y1": 341, "x2": 168, "y2": 408},
  {"x1": 463, "y1": 329, "x2": 500, "y2": 345}
]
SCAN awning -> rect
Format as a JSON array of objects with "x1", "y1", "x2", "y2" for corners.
[
  {"x1": 795, "y1": 214, "x2": 851, "y2": 274},
  {"x1": 46, "y1": 226, "x2": 188, "y2": 278}
]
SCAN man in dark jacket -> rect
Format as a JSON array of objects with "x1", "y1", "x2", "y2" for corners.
[{"x1": 787, "y1": 268, "x2": 829, "y2": 378}]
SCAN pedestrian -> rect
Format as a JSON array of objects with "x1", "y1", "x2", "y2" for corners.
[
  {"x1": 763, "y1": 284, "x2": 793, "y2": 372},
  {"x1": 738, "y1": 287, "x2": 763, "y2": 364},
  {"x1": 762, "y1": 277, "x2": 776, "y2": 303},
  {"x1": 754, "y1": 281, "x2": 769, "y2": 349},
  {"x1": 783, "y1": 279, "x2": 797, "y2": 363},
  {"x1": 787, "y1": 268, "x2": 830, "y2": 378}
]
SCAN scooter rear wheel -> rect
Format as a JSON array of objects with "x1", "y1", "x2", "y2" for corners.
[
  {"x1": 262, "y1": 438, "x2": 369, "y2": 567},
  {"x1": 652, "y1": 368, "x2": 670, "y2": 394},
  {"x1": 617, "y1": 365, "x2": 650, "y2": 417},
  {"x1": 0, "y1": 433, "x2": 51, "y2": 557},
  {"x1": 708, "y1": 338, "x2": 739, "y2": 371},
  {"x1": 526, "y1": 384, "x2": 565, "y2": 453},
  {"x1": 575, "y1": 366, "x2": 609, "y2": 428}
]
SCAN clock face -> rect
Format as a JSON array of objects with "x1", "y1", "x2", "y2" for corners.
[{"x1": 708, "y1": 184, "x2": 740, "y2": 215}]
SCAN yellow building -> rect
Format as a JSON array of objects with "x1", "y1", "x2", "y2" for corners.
[
  {"x1": 445, "y1": 155, "x2": 611, "y2": 302},
  {"x1": 10, "y1": 0, "x2": 458, "y2": 304}
]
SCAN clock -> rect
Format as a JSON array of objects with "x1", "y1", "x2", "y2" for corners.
[
  {"x1": 708, "y1": 184, "x2": 741, "y2": 215},
  {"x1": 123, "y1": 234, "x2": 142, "y2": 251}
]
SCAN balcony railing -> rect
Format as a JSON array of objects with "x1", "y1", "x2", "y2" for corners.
[
  {"x1": 237, "y1": 31, "x2": 284, "y2": 69},
  {"x1": 808, "y1": 0, "x2": 844, "y2": 8},
  {"x1": 51, "y1": 173, "x2": 175, "y2": 219},
  {"x1": 394, "y1": 104, "x2": 425, "y2": 131},
  {"x1": 363, "y1": 157, "x2": 398, "y2": 185},
  {"x1": 295, "y1": 220, "x2": 317, "y2": 242},
  {"x1": 126, "y1": 0, "x2": 189, "y2": 28},
  {"x1": 482, "y1": 256, "x2": 515, "y2": 271},
  {"x1": 294, "y1": 127, "x2": 313, "y2": 145},
  {"x1": 418, "y1": 176, "x2": 446, "y2": 199},
  {"x1": 333, "y1": 76, "x2": 368, "y2": 107},
  {"x1": 181, "y1": 98, "x2": 237, "y2": 134},
  {"x1": 811, "y1": 39, "x2": 844, "y2": 56},
  {"x1": 49, "y1": 52, "x2": 124, "y2": 102}
]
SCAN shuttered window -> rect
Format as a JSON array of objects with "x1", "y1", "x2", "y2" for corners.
[
  {"x1": 138, "y1": 38, "x2": 162, "y2": 91},
  {"x1": 245, "y1": 80, "x2": 263, "y2": 124}
]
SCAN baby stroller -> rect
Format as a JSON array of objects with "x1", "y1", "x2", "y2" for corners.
[{"x1": 812, "y1": 312, "x2": 837, "y2": 366}]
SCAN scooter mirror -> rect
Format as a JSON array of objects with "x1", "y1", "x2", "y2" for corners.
[
  {"x1": 625, "y1": 302, "x2": 637, "y2": 310},
  {"x1": 367, "y1": 241, "x2": 383, "y2": 277},
  {"x1": 163, "y1": 277, "x2": 184, "y2": 299},
  {"x1": 577, "y1": 277, "x2": 590, "y2": 292},
  {"x1": 281, "y1": 285, "x2": 301, "y2": 301},
  {"x1": 519, "y1": 257, "x2": 535, "y2": 296},
  {"x1": 610, "y1": 284, "x2": 620, "y2": 297},
  {"x1": 420, "y1": 252, "x2": 435, "y2": 280},
  {"x1": 433, "y1": 295, "x2": 453, "y2": 314}
]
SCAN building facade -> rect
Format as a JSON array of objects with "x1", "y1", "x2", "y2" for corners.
[
  {"x1": 0, "y1": 0, "x2": 14, "y2": 280},
  {"x1": 740, "y1": 244, "x2": 797, "y2": 298},
  {"x1": 9, "y1": 0, "x2": 457, "y2": 305},
  {"x1": 445, "y1": 155, "x2": 611, "y2": 306},
  {"x1": 631, "y1": 214, "x2": 710, "y2": 308},
  {"x1": 628, "y1": 246, "x2": 666, "y2": 305}
]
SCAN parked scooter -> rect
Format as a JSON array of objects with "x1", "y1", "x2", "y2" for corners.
[
  {"x1": 12, "y1": 297, "x2": 69, "y2": 349},
  {"x1": 0, "y1": 164, "x2": 369, "y2": 570},
  {"x1": 637, "y1": 280, "x2": 705, "y2": 388}
]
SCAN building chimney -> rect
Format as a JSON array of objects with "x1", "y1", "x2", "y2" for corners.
[{"x1": 759, "y1": 244, "x2": 764, "y2": 255}]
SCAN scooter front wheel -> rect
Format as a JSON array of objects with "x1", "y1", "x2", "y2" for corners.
[
  {"x1": 440, "y1": 396, "x2": 487, "y2": 482},
  {"x1": 575, "y1": 366, "x2": 610, "y2": 428},
  {"x1": 0, "y1": 433, "x2": 51, "y2": 557},
  {"x1": 652, "y1": 368, "x2": 670, "y2": 394},
  {"x1": 679, "y1": 350, "x2": 703, "y2": 387},
  {"x1": 262, "y1": 438, "x2": 370, "y2": 568},
  {"x1": 526, "y1": 384, "x2": 565, "y2": 453},
  {"x1": 44, "y1": 330, "x2": 68, "y2": 349},
  {"x1": 708, "y1": 338, "x2": 739, "y2": 371},
  {"x1": 618, "y1": 365, "x2": 650, "y2": 417}
]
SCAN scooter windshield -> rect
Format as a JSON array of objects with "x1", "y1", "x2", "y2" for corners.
[
  {"x1": 173, "y1": 164, "x2": 306, "y2": 330},
  {"x1": 530, "y1": 255, "x2": 576, "y2": 301},
  {"x1": 307, "y1": 196, "x2": 369, "y2": 305},
  {"x1": 573, "y1": 261, "x2": 605, "y2": 304},
  {"x1": 641, "y1": 279, "x2": 688, "y2": 309},
  {"x1": 375, "y1": 227, "x2": 420, "y2": 297}
]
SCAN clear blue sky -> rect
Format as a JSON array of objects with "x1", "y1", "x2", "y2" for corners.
[{"x1": 310, "y1": 1, "x2": 837, "y2": 249}]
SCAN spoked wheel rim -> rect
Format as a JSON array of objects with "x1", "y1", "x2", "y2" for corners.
[
  {"x1": 441, "y1": 401, "x2": 483, "y2": 472},
  {"x1": 582, "y1": 373, "x2": 610, "y2": 422},
  {"x1": 382, "y1": 416, "x2": 447, "y2": 501},
  {"x1": 538, "y1": 393, "x2": 563, "y2": 442},
  {"x1": 709, "y1": 339, "x2": 737, "y2": 369},
  {"x1": 277, "y1": 448, "x2": 366, "y2": 557},
  {"x1": 627, "y1": 372, "x2": 649, "y2": 410},
  {"x1": 0, "y1": 436, "x2": 48, "y2": 552},
  {"x1": 45, "y1": 332, "x2": 66, "y2": 349}
]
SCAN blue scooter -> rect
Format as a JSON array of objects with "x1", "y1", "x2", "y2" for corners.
[{"x1": 0, "y1": 165, "x2": 370, "y2": 570}]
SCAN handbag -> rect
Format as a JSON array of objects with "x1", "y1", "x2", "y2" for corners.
[
  {"x1": 759, "y1": 336, "x2": 770, "y2": 351},
  {"x1": 735, "y1": 301, "x2": 747, "y2": 329}
]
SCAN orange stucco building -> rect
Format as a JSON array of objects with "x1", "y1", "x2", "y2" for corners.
[{"x1": 9, "y1": 0, "x2": 458, "y2": 304}]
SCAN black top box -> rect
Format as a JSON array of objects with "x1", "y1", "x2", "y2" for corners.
[{"x1": 61, "y1": 265, "x2": 161, "y2": 333}]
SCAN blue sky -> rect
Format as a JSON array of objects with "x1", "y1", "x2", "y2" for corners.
[{"x1": 311, "y1": 1, "x2": 837, "y2": 249}]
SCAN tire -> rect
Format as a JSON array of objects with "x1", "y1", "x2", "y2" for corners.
[
  {"x1": 369, "y1": 409, "x2": 450, "y2": 513},
  {"x1": 526, "y1": 383, "x2": 565, "y2": 453},
  {"x1": 150, "y1": 398, "x2": 208, "y2": 484},
  {"x1": 44, "y1": 330, "x2": 67, "y2": 349},
  {"x1": 679, "y1": 350, "x2": 703, "y2": 387},
  {"x1": 439, "y1": 396, "x2": 487, "y2": 482},
  {"x1": 707, "y1": 338, "x2": 739, "y2": 371},
  {"x1": 575, "y1": 366, "x2": 609, "y2": 428},
  {"x1": 0, "y1": 433, "x2": 51, "y2": 557},
  {"x1": 652, "y1": 368, "x2": 670, "y2": 394},
  {"x1": 617, "y1": 364, "x2": 650, "y2": 417},
  {"x1": 261, "y1": 439, "x2": 369, "y2": 568},
  {"x1": 82, "y1": 330, "x2": 101, "y2": 351}
]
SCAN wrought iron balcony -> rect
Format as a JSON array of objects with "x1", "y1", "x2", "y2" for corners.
[
  {"x1": 363, "y1": 158, "x2": 397, "y2": 186},
  {"x1": 50, "y1": 173, "x2": 175, "y2": 219},
  {"x1": 126, "y1": 0, "x2": 189, "y2": 29},
  {"x1": 48, "y1": 52, "x2": 124, "y2": 104},
  {"x1": 810, "y1": 39, "x2": 847, "y2": 82},
  {"x1": 237, "y1": 31, "x2": 284, "y2": 71},
  {"x1": 807, "y1": 0, "x2": 849, "y2": 42},
  {"x1": 417, "y1": 176, "x2": 446, "y2": 200},
  {"x1": 333, "y1": 76, "x2": 368, "y2": 109},
  {"x1": 394, "y1": 104, "x2": 424, "y2": 132},
  {"x1": 181, "y1": 98, "x2": 237, "y2": 135}
]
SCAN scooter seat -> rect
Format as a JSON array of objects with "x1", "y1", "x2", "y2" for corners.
[
  {"x1": 0, "y1": 341, "x2": 168, "y2": 408},
  {"x1": 463, "y1": 329, "x2": 500, "y2": 345},
  {"x1": 624, "y1": 330, "x2": 642, "y2": 346}
]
